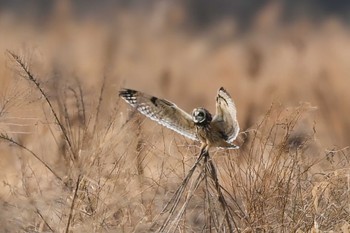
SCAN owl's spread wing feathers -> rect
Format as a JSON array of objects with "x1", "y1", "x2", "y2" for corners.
[
  {"x1": 119, "y1": 89, "x2": 198, "y2": 141},
  {"x1": 213, "y1": 87, "x2": 240, "y2": 142}
]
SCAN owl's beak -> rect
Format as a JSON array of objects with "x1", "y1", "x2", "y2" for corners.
[
  {"x1": 193, "y1": 112, "x2": 200, "y2": 123},
  {"x1": 193, "y1": 114, "x2": 205, "y2": 124}
]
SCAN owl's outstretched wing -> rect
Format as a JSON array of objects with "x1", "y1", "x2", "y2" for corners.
[
  {"x1": 212, "y1": 87, "x2": 240, "y2": 142},
  {"x1": 119, "y1": 88, "x2": 198, "y2": 141}
]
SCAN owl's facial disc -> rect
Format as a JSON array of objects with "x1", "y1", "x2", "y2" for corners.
[{"x1": 192, "y1": 108, "x2": 211, "y2": 124}]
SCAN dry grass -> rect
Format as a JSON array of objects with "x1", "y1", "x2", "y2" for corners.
[{"x1": 1, "y1": 3, "x2": 350, "y2": 232}]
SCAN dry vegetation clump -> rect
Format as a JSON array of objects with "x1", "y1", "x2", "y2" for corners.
[
  {"x1": 1, "y1": 3, "x2": 350, "y2": 232},
  {"x1": 0, "y1": 52, "x2": 349, "y2": 232},
  {"x1": 219, "y1": 104, "x2": 350, "y2": 232}
]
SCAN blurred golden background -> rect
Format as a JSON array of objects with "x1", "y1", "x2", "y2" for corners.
[
  {"x1": 2, "y1": 1, "x2": 350, "y2": 146},
  {"x1": 1, "y1": 1, "x2": 350, "y2": 232}
]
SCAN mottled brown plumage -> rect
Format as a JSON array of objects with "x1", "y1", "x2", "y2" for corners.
[{"x1": 119, "y1": 87, "x2": 239, "y2": 154}]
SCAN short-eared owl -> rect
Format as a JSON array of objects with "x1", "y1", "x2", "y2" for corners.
[{"x1": 119, "y1": 87, "x2": 240, "y2": 154}]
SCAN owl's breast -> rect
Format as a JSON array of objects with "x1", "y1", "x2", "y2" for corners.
[
  {"x1": 195, "y1": 125, "x2": 212, "y2": 144},
  {"x1": 195, "y1": 122, "x2": 231, "y2": 148}
]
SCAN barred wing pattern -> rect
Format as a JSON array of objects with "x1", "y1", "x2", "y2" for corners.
[
  {"x1": 213, "y1": 87, "x2": 240, "y2": 142},
  {"x1": 119, "y1": 89, "x2": 198, "y2": 141}
]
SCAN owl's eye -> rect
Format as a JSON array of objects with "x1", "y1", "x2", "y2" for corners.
[{"x1": 198, "y1": 111, "x2": 204, "y2": 116}]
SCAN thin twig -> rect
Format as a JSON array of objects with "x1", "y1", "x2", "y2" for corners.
[
  {"x1": 36, "y1": 207, "x2": 56, "y2": 233},
  {"x1": 74, "y1": 76, "x2": 86, "y2": 126},
  {"x1": 153, "y1": 150, "x2": 206, "y2": 232},
  {"x1": 65, "y1": 174, "x2": 82, "y2": 233},
  {"x1": 203, "y1": 155, "x2": 221, "y2": 232},
  {"x1": 170, "y1": 168, "x2": 205, "y2": 233},
  {"x1": 93, "y1": 75, "x2": 106, "y2": 136},
  {"x1": 6, "y1": 50, "x2": 75, "y2": 161},
  {"x1": 0, "y1": 133, "x2": 63, "y2": 183},
  {"x1": 207, "y1": 158, "x2": 238, "y2": 232},
  {"x1": 160, "y1": 150, "x2": 205, "y2": 215}
]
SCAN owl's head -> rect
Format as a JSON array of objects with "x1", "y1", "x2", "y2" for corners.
[{"x1": 192, "y1": 108, "x2": 212, "y2": 125}]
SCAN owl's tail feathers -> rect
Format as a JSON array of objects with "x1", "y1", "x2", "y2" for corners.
[
  {"x1": 221, "y1": 143, "x2": 239, "y2": 150},
  {"x1": 218, "y1": 140, "x2": 240, "y2": 150},
  {"x1": 229, "y1": 144, "x2": 239, "y2": 149}
]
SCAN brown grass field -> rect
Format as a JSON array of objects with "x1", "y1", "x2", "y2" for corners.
[{"x1": 0, "y1": 2, "x2": 350, "y2": 232}]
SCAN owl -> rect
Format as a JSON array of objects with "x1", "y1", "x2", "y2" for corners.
[{"x1": 119, "y1": 87, "x2": 240, "y2": 154}]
